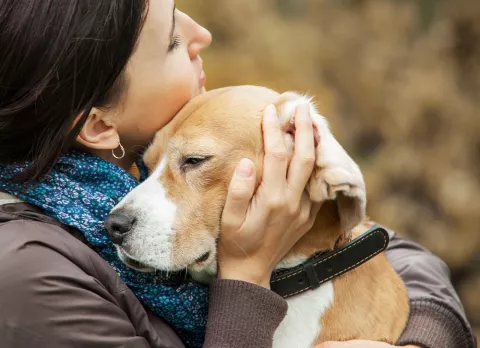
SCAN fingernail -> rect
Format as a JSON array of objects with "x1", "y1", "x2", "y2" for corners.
[{"x1": 235, "y1": 158, "x2": 253, "y2": 178}]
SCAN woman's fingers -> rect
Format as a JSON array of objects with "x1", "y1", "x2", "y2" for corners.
[
  {"x1": 221, "y1": 158, "x2": 256, "y2": 231},
  {"x1": 287, "y1": 103, "x2": 315, "y2": 200},
  {"x1": 261, "y1": 104, "x2": 289, "y2": 195},
  {"x1": 290, "y1": 192, "x2": 314, "y2": 243},
  {"x1": 218, "y1": 104, "x2": 320, "y2": 288}
]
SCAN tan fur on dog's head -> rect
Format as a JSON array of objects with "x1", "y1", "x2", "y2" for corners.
[{"x1": 110, "y1": 86, "x2": 366, "y2": 280}]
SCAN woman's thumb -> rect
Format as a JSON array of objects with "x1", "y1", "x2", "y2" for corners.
[{"x1": 221, "y1": 158, "x2": 256, "y2": 231}]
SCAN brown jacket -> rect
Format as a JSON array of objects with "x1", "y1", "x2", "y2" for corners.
[{"x1": 0, "y1": 197, "x2": 475, "y2": 348}]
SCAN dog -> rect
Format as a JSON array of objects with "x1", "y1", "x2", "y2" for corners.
[{"x1": 107, "y1": 86, "x2": 409, "y2": 347}]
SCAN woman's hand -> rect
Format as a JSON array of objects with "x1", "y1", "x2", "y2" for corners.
[
  {"x1": 217, "y1": 103, "x2": 320, "y2": 288},
  {"x1": 315, "y1": 341, "x2": 421, "y2": 348}
]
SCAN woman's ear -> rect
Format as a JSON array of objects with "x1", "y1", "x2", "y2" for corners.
[{"x1": 76, "y1": 108, "x2": 119, "y2": 150}]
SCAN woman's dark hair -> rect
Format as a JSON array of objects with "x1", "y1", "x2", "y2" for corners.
[{"x1": 0, "y1": 0, "x2": 149, "y2": 181}]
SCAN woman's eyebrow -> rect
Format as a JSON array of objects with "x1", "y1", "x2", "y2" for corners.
[{"x1": 169, "y1": 4, "x2": 176, "y2": 42}]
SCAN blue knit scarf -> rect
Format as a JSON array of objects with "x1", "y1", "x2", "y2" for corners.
[{"x1": 0, "y1": 151, "x2": 208, "y2": 347}]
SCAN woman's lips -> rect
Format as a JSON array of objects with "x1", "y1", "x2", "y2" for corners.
[{"x1": 199, "y1": 70, "x2": 206, "y2": 88}]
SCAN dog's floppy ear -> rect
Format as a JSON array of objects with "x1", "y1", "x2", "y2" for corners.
[{"x1": 274, "y1": 92, "x2": 366, "y2": 233}]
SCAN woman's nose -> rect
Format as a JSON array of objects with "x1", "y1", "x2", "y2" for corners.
[
  {"x1": 184, "y1": 14, "x2": 212, "y2": 59},
  {"x1": 105, "y1": 212, "x2": 136, "y2": 245}
]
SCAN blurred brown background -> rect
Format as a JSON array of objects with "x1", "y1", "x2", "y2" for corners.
[{"x1": 177, "y1": 0, "x2": 480, "y2": 339}]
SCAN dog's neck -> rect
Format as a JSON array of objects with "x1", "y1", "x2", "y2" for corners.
[{"x1": 276, "y1": 200, "x2": 345, "y2": 270}]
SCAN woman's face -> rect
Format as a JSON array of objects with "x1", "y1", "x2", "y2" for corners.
[{"x1": 110, "y1": 0, "x2": 212, "y2": 151}]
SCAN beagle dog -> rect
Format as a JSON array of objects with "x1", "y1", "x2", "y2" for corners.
[{"x1": 107, "y1": 86, "x2": 409, "y2": 347}]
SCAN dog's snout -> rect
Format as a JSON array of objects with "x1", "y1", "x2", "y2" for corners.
[{"x1": 105, "y1": 212, "x2": 135, "y2": 245}]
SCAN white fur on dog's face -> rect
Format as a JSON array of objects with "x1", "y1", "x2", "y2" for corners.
[
  {"x1": 110, "y1": 86, "x2": 366, "y2": 282},
  {"x1": 112, "y1": 153, "x2": 222, "y2": 276}
]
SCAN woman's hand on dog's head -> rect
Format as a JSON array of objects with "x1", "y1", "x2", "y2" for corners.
[{"x1": 217, "y1": 103, "x2": 320, "y2": 288}]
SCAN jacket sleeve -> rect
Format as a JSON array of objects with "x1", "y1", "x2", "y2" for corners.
[
  {"x1": 384, "y1": 230, "x2": 477, "y2": 348},
  {"x1": 204, "y1": 280, "x2": 288, "y2": 348}
]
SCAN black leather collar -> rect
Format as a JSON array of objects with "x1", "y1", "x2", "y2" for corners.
[{"x1": 270, "y1": 225, "x2": 389, "y2": 299}]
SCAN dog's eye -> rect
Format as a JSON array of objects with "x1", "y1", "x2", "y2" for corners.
[
  {"x1": 184, "y1": 157, "x2": 204, "y2": 166},
  {"x1": 180, "y1": 156, "x2": 212, "y2": 171}
]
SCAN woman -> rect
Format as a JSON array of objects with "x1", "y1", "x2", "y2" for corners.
[{"x1": 0, "y1": 1, "x2": 475, "y2": 348}]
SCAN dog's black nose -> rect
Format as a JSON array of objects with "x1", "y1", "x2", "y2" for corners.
[{"x1": 105, "y1": 212, "x2": 135, "y2": 245}]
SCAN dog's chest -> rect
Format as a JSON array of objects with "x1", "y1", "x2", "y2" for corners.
[{"x1": 272, "y1": 281, "x2": 334, "y2": 348}]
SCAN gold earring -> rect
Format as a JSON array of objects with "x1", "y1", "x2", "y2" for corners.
[{"x1": 112, "y1": 140, "x2": 125, "y2": 159}]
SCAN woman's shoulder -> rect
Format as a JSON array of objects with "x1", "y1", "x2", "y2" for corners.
[
  {"x1": 0, "y1": 202, "x2": 183, "y2": 347},
  {"x1": 0, "y1": 202, "x2": 126, "y2": 293},
  {"x1": 0, "y1": 218, "x2": 97, "y2": 289}
]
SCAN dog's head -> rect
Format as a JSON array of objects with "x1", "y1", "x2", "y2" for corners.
[{"x1": 106, "y1": 86, "x2": 366, "y2": 281}]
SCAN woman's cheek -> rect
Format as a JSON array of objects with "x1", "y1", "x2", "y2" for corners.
[
  {"x1": 119, "y1": 64, "x2": 197, "y2": 145},
  {"x1": 134, "y1": 85, "x2": 194, "y2": 143}
]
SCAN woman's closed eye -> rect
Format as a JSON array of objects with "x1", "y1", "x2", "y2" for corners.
[
  {"x1": 168, "y1": 34, "x2": 182, "y2": 52},
  {"x1": 167, "y1": 5, "x2": 181, "y2": 52}
]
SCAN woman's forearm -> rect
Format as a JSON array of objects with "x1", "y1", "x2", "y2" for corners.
[
  {"x1": 385, "y1": 229, "x2": 476, "y2": 348},
  {"x1": 204, "y1": 280, "x2": 288, "y2": 348}
]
